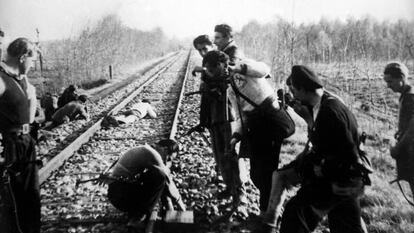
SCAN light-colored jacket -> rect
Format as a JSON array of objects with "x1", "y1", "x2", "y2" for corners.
[{"x1": 227, "y1": 59, "x2": 274, "y2": 136}]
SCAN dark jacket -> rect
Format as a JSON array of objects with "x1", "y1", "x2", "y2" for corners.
[
  {"x1": 199, "y1": 72, "x2": 233, "y2": 126},
  {"x1": 221, "y1": 40, "x2": 244, "y2": 64},
  {"x1": 309, "y1": 92, "x2": 360, "y2": 183},
  {"x1": 397, "y1": 85, "x2": 414, "y2": 140},
  {"x1": 58, "y1": 89, "x2": 78, "y2": 109},
  {"x1": 395, "y1": 85, "x2": 414, "y2": 180}
]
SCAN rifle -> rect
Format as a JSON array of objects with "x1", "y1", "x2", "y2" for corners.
[
  {"x1": 186, "y1": 124, "x2": 205, "y2": 136},
  {"x1": 184, "y1": 91, "x2": 202, "y2": 97},
  {"x1": 75, "y1": 158, "x2": 121, "y2": 187},
  {"x1": 75, "y1": 173, "x2": 141, "y2": 187}
]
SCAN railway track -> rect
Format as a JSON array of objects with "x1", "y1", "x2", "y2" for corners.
[
  {"x1": 41, "y1": 50, "x2": 265, "y2": 233},
  {"x1": 41, "y1": 50, "x2": 192, "y2": 232},
  {"x1": 36, "y1": 52, "x2": 181, "y2": 171}
]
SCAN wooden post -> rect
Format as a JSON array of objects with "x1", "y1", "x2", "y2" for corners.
[
  {"x1": 35, "y1": 28, "x2": 43, "y2": 74},
  {"x1": 109, "y1": 65, "x2": 113, "y2": 79},
  {"x1": 0, "y1": 28, "x2": 4, "y2": 63}
]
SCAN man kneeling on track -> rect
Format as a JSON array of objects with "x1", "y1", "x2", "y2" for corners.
[
  {"x1": 104, "y1": 139, "x2": 185, "y2": 230},
  {"x1": 50, "y1": 94, "x2": 89, "y2": 127}
]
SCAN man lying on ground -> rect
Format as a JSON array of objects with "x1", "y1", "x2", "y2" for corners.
[{"x1": 102, "y1": 99, "x2": 156, "y2": 127}]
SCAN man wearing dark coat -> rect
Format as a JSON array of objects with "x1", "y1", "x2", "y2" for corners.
[
  {"x1": 383, "y1": 62, "x2": 414, "y2": 198},
  {"x1": 275, "y1": 65, "x2": 368, "y2": 233},
  {"x1": 214, "y1": 25, "x2": 249, "y2": 210},
  {"x1": 192, "y1": 35, "x2": 248, "y2": 212},
  {"x1": 57, "y1": 84, "x2": 78, "y2": 109}
]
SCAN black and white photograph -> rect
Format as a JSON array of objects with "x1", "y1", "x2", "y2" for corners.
[{"x1": 0, "y1": 0, "x2": 413, "y2": 232}]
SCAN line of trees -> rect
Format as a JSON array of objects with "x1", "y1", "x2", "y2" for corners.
[
  {"x1": 235, "y1": 16, "x2": 414, "y2": 83},
  {"x1": 41, "y1": 14, "x2": 182, "y2": 91}
]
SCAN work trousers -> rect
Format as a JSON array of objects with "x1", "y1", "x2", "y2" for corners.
[
  {"x1": 107, "y1": 166, "x2": 166, "y2": 217},
  {"x1": 247, "y1": 120, "x2": 282, "y2": 211},
  {"x1": 246, "y1": 97, "x2": 284, "y2": 211},
  {"x1": 0, "y1": 133, "x2": 40, "y2": 233},
  {"x1": 280, "y1": 181, "x2": 365, "y2": 233},
  {"x1": 209, "y1": 123, "x2": 246, "y2": 196}
]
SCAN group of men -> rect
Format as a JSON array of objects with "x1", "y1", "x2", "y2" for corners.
[
  {"x1": 190, "y1": 24, "x2": 413, "y2": 233},
  {"x1": 0, "y1": 38, "x2": 186, "y2": 233},
  {"x1": 38, "y1": 84, "x2": 90, "y2": 130},
  {"x1": 0, "y1": 25, "x2": 412, "y2": 233},
  {"x1": 191, "y1": 25, "x2": 299, "y2": 230}
]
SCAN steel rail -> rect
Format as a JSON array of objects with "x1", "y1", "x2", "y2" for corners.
[{"x1": 39, "y1": 53, "x2": 182, "y2": 184}]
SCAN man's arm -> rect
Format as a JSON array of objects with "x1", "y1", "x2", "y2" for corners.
[
  {"x1": 34, "y1": 105, "x2": 46, "y2": 123},
  {"x1": 192, "y1": 66, "x2": 205, "y2": 76},
  {"x1": 27, "y1": 82, "x2": 37, "y2": 123},
  {"x1": 227, "y1": 88, "x2": 244, "y2": 151},
  {"x1": 153, "y1": 165, "x2": 186, "y2": 210},
  {"x1": 75, "y1": 105, "x2": 89, "y2": 120},
  {"x1": 233, "y1": 59, "x2": 271, "y2": 78},
  {"x1": 0, "y1": 77, "x2": 5, "y2": 97},
  {"x1": 165, "y1": 178, "x2": 186, "y2": 210}
]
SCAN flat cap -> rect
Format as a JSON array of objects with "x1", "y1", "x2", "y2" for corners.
[{"x1": 290, "y1": 65, "x2": 323, "y2": 89}]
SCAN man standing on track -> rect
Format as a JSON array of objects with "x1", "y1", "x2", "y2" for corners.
[
  {"x1": 202, "y1": 50, "x2": 294, "y2": 221},
  {"x1": 191, "y1": 35, "x2": 215, "y2": 130},
  {"x1": 383, "y1": 62, "x2": 414, "y2": 200},
  {"x1": 191, "y1": 35, "x2": 249, "y2": 215},
  {"x1": 0, "y1": 38, "x2": 40, "y2": 233},
  {"x1": 214, "y1": 24, "x2": 250, "y2": 211}
]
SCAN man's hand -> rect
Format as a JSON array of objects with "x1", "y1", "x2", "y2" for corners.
[
  {"x1": 176, "y1": 197, "x2": 186, "y2": 211},
  {"x1": 390, "y1": 145, "x2": 399, "y2": 159},
  {"x1": 227, "y1": 133, "x2": 242, "y2": 157},
  {"x1": 192, "y1": 66, "x2": 205, "y2": 76},
  {"x1": 229, "y1": 137, "x2": 240, "y2": 152}
]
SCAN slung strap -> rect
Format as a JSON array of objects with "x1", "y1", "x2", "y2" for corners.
[{"x1": 229, "y1": 77, "x2": 259, "y2": 108}]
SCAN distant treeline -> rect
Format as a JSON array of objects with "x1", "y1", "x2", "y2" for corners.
[
  {"x1": 235, "y1": 16, "x2": 414, "y2": 81},
  {"x1": 41, "y1": 14, "x2": 182, "y2": 90}
]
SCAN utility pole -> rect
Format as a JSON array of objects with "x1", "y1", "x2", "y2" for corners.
[
  {"x1": 36, "y1": 28, "x2": 43, "y2": 73},
  {"x1": 0, "y1": 27, "x2": 4, "y2": 62},
  {"x1": 290, "y1": 0, "x2": 295, "y2": 67}
]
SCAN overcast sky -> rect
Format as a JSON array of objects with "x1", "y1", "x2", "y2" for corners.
[{"x1": 1, "y1": 0, "x2": 413, "y2": 43}]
